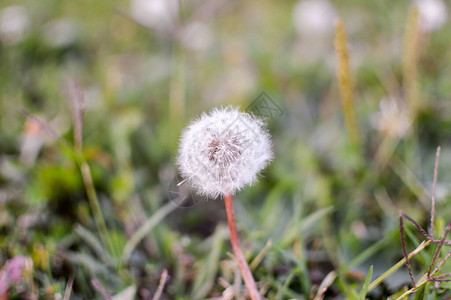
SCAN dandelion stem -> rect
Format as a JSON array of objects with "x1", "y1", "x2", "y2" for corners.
[{"x1": 224, "y1": 194, "x2": 260, "y2": 300}]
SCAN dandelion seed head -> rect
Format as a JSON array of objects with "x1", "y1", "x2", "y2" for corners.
[
  {"x1": 130, "y1": 0, "x2": 179, "y2": 33},
  {"x1": 178, "y1": 107, "x2": 273, "y2": 198},
  {"x1": 0, "y1": 6, "x2": 30, "y2": 45},
  {"x1": 293, "y1": 0, "x2": 337, "y2": 36},
  {"x1": 416, "y1": 0, "x2": 448, "y2": 32},
  {"x1": 371, "y1": 97, "x2": 412, "y2": 139}
]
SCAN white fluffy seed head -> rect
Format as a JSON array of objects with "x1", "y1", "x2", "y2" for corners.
[
  {"x1": 371, "y1": 97, "x2": 412, "y2": 139},
  {"x1": 293, "y1": 0, "x2": 337, "y2": 36},
  {"x1": 416, "y1": 0, "x2": 448, "y2": 32},
  {"x1": 177, "y1": 106, "x2": 273, "y2": 198}
]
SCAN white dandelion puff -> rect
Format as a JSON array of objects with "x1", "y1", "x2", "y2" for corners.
[
  {"x1": 130, "y1": 0, "x2": 179, "y2": 33},
  {"x1": 293, "y1": 0, "x2": 337, "y2": 36},
  {"x1": 0, "y1": 6, "x2": 30, "y2": 45},
  {"x1": 177, "y1": 106, "x2": 273, "y2": 198},
  {"x1": 371, "y1": 97, "x2": 412, "y2": 139},
  {"x1": 416, "y1": 0, "x2": 448, "y2": 32}
]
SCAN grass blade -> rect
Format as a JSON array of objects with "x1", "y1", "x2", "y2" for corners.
[
  {"x1": 274, "y1": 246, "x2": 312, "y2": 297},
  {"x1": 122, "y1": 201, "x2": 177, "y2": 262},
  {"x1": 74, "y1": 224, "x2": 112, "y2": 264},
  {"x1": 368, "y1": 240, "x2": 430, "y2": 292},
  {"x1": 359, "y1": 265, "x2": 373, "y2": 300}
]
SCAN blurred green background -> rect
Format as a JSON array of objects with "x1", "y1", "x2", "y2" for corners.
[{"x1": 1, "y1": 0, "x2": 451, "y2": 299}]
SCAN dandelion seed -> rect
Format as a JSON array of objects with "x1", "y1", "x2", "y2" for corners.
[{"x1": 177, "y1": 106, "x2": 273, "y2": 198}]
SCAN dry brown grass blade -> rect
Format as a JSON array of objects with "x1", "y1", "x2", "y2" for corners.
[
  {"x1": 66, "y1": 80, "x2": 85, "y2": 154},
  {"x1": 19, "y1": 108, "x2": 58, "y2": 138},
  {"x1": 91, "y1": 279, "x2": 112, "y2": 300},
  {"x1": 63, "y1": 275, "x2": 74, "y2": 300},
  {"x1": 402, "y1": 6, "x2": 422, "y2": 114},
  {"x1": 334, "y1": 19, "x2": 360, "y2": 148},
  {"x1": 152, "y1": 269, "x2": 169, "y2": 300},
  {"x1": 429, "y1": 146, "x2": 441, "y2": 238}
]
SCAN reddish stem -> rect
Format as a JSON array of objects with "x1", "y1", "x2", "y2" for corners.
[{"x1": 224, "y1": 194, "x2": 260, "y2": 300}]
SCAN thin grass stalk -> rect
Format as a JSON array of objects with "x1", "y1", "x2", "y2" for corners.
[
  {"x1": 334, "y1": 19, "x2": 361, "y2": 148},
  {"x1": 80, "y1": 162, "x2": 112, "y2": 254},
  {"x1": 368, "y1": 240, "x2": 431, "y2": 292},
  {"x1": 169, "y1": 45, "x2": 186, "y2": 122},
  {"x1": 67, "y1": 81, "x2": 114, "y2": 255},
  {"x1": 62, "y1": 275, "x2": 74, "y2": 300},
  {"x1": 400, "y1": 215, "x2": 416, "y2": 286},
  {"x1": 431, "y1": 272, "x2": 451, "y2": 280},
  {"x1": 428, "y1": 223, "x2": 451, "y2": 278},
  {"x1": 431, "y1": 250, "x2": 451, "y2": 277},
  {"x1": 250, "y1": 239, "x2": 272, "y2": 271},
  {"x1": 224, "y1": 194, "x2": 260, "y2": 300},
  {"x1": 430, "y1": 146, "x2": 441, "y2": 238},
  {"x1": 152, "y1": 269, "x2": 169, "y2": 300},
  {"x1": 395, "y1": 274, "x2": 428, "y2": 300},
  {"x1": 91, "y1": 279, "x2": 112, "y2": 300},
  {"x1": 403, "y1": 6, "x2": 421, "y2": 114},
  {"x1": 67, "y1": 81, "x2": 84, "y2": 154}
]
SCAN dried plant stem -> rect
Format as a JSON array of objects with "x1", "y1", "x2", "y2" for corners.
[
  {"x1": 430, "y1": 146, "x2": 441, "y2": 238},
  {"x1": 63, "y1": 274, "x2": 74, "y2": 300},
  {"x1": 152, "y1": 269, "x2": 169, "y2": 300},
  {"x1": 67, "y1": 81, "x2": 114, "y2": 255},
  {"x1": 427, "y1": 223, "x2": 451, "y2": 278},
  {"x1": 403, "y1": 6, "x2": 421, "y2": 114},
  {"x1": 80, "y1": 162, "x2": 111, "y2": 253},
  {"x1": 395, "y1": 274, "x2": 428, "y2": 300},
  {"x1": 91, "y1": 279, "x2": 112, "y2": 300},
  {"x1": 67, "y1": 81, "x2": 84, "y2": 154},
  {"x1": 334, "y1": 19, "x2": 360, "y2": 148},
  {"x1": 368, "y1": 240, "x2": 431, "y2": 292},
  {"x1": 400, "y1": 214, "x2": 416, "y2": 287},
  {"x1": 224, "y1": 194, "x2": 260, "y2": 300},
  {"x1": 397, "y1": 145, "x2": 451, "y2": 292},
  {"x1": 250, "y1": 239, "x2": 272, "y2": 271},
  {"x1": 431, "y1": 249, "x2": 451, "y2": 278}
]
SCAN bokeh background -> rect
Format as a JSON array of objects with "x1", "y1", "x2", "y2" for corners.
[{"x1": 1, "y1": 0, "x2": 451, "y2": 299}]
